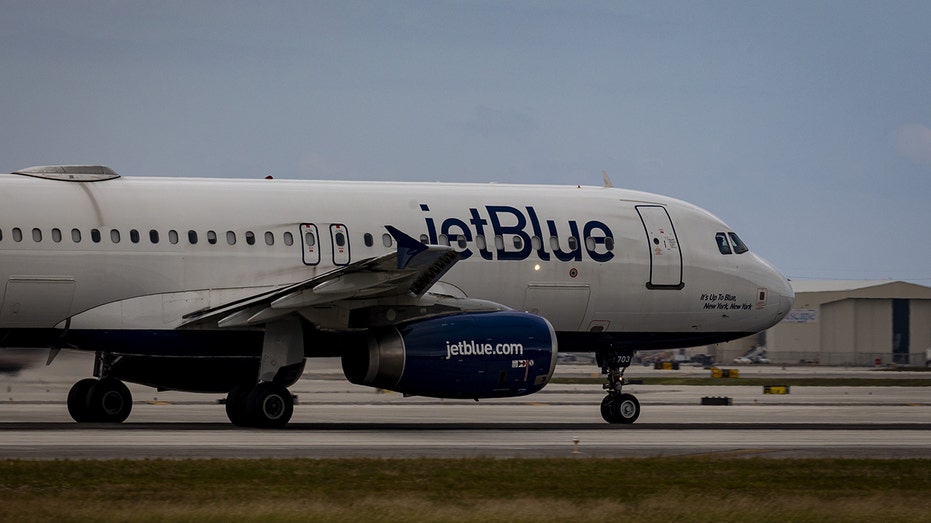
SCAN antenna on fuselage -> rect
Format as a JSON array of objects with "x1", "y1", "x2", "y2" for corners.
[{"x1": 601, "y1": 170, "x2": 614, "y2": 188}]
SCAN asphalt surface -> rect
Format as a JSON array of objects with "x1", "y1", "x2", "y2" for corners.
[{"x1": 1, "y1": 351, "x2": 929, "y2": 459}]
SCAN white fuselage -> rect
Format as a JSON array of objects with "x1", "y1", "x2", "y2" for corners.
[{"x1": 0, "y1": 173, "x2": 793, "y2": 344}]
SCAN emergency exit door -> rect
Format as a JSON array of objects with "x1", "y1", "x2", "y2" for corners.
[
  {"x1": 329, "y1": 224, "x2": 350, "y2": 266},
  {"x1": 300, "y1": 223, "x2": 351, "y2": 266}
]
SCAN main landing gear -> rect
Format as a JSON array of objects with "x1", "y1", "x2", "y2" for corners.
[
  {"x1": 67, "y1": 377, "x2": 133, "y2": 423},
  {"x1": 224, "y1": 382, "x2": 294, "y2": 428},
  {"x1": 67, "y1": 352, "x2": 133, "y2": 423},
  {"x1": 597, "y1": 350, "x2": 641, "y2": 424},
  {"x1": 64, "y1": 373, "x2": 298, "y2": 428},
  {"x1": 222, "y1": 317, "x2": 304, "y2": 428}
]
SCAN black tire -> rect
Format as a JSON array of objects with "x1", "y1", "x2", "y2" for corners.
[
  {"x1": 600, "y1": 393, "x2": 641, "y2": 424},
  {"x1": 246, "y1": 383, "x2": 293, "y2": 428},
  {"x1": 225, "y1": 384, "x2": 252, "y2": 427},
  {"x1": 600, "y1": 395, "x2": 616, "y2": 423},
  {"x1": 87, "y1": 378, "x2": 133, "y2": 423},
  {"x1": 67, "y1": 378, "x2": 98, "y2": 423}
]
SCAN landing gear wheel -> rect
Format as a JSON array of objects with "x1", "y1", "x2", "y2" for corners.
[
  {"x1": 597, "y1": 349, "x2": 640, "y2": 424},
  {"x1": 245, "y1": 383, "x2": 293, "y2": 428},
  {"x1": 225, "y1": 384, "x2": 252, "y2": 427},
  {"x1": 68, "y1": 378, "x2": 133, "y2": 423},
  {"x1": 614, "y1": 393, "x2": 640, "y2": 424},
  {"x1": 600, "y1": 393, "x2": 640, "y2": 424},
  {"x1": 67, "y1": 378, "x2": 98, "y2": 423},
  {"x1": 87, "y1": 378, "x2": 133, "y2": 423}
]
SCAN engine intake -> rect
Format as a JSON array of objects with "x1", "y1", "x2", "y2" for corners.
[{"x1": 342, "y1": 311, "x2": 557, "y2": 399}]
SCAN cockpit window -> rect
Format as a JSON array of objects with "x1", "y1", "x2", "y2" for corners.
[
  {"x1": 715, "y1": 233, "x2": 732, "y2": 255},
  {"x1": 728, "y1": 232, "x2": 749, "y2": 254}
]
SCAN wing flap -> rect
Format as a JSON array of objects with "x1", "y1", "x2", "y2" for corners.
[{"x1": 180, "y1": 226, "x2": 462, "y2": 329}]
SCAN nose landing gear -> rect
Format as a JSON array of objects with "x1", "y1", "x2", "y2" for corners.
[{"x1": 597, "y1": 350, "x2": 640, "y2": 424}]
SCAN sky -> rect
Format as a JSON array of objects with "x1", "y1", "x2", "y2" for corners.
[{"x1": 1, "y1": 1, "x2": 929, "y2": 284}]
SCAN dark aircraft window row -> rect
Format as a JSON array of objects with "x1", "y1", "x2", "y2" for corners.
[
  {"x1": 1, "y1": 226, "x2": 615, "y2": 257},
  {"x1": 715, "y1": 232, "x2": 749, "y2": 255},
  {"x1": 0, "y1": 227, "x2": 296, "y2": 248}
]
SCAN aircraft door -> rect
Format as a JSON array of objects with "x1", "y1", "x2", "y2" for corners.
[
  {"x1": 300, "y1": 223, "x2": 320, "y2": 266},
  {"x1": 330, "y1": 224, "x2": 350, "y2": 266},
  {"x1": 636, "y1": 205, "x2": 683, "y2": 289}
]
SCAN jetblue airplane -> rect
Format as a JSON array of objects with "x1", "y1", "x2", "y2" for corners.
[{"x1": 0, "y1": 165, "x2": 793, "y2": 427}]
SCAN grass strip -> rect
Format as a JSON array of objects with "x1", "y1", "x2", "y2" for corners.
[{"x1": 1, "y1": 457, "x2": 929, "y2": 522}]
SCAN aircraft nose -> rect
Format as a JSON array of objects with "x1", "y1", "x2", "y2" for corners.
[
  {"x1": 754, "y1": 254, "x2": 794, "y2": 324},
  {"x1": 773, "y1": 274, "x2": 794, "y2": 322}
]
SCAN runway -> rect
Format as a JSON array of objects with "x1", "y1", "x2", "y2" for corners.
[{"x1": 1, "y1": 353, "x2": 930, "y2": 459}]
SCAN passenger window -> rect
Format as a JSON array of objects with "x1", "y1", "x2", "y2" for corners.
[
  {"x1": 585, "y1": 237, "x2": 595, "y2": 251},
  {"x1": 363, "y1": 233, "x2": 373, "y2": 247},
  {"x1": 245, "y1": 231, "x2": 255, "y2": 245},
  {"x1": 169, "y1": 230, "x2": 179, "y2": 244},
  {"x1": 0, "y1": 229, "x2": 3, "y2": 241},
  {"x1": 728, "y1": 232, "x2": 749, "y2": 254},
  {"x1": 265, "y1": 231, "x2": 275, "y2": 246},
  {"x1": 605, "y1": 237, "x2": 615, "y2": 251},
  {"x1": 334, "y1": 232, "x2": 345, "y2": 247},
  {"x1": 513, "y1": 236, "x2": 522, "y2": 250},
  {"x1": 130, "y1": 230, "x2": 140, "y2": 243},
  {"x1": 715, "y1": 233, "x2": 732, "y2": 255},
  {"x1": 91, "y1": 229, "x2": 101, "y2": 243},
  {"x1": 419, "y1": 234, "x2": 429, "y2": 244},
  {"x1": 150, "y1": 230, "x2": 160, "y2": 244},
  {"x1": 438, "y1": 234, "x2": 449, "y2": 246},
  {"x1": 110, "y1": 230, "x2": 121, "y2": 243},
  {"x1": 188, "y1": 230, "x2": 198, "y2": 244},
  {"x1": 207, "y1": 231, "x2": 217, "y2": 245},
  {"x1": 494, "y1": 235, "x2": 504, "y2": 251},
  {"x1": 382, "y1": 233, "x2": 393, "y2": 248},
  {"x1": 72, "y1": 229, "x2": 82, "y2": 243},
  {"x1": 227, "y1": 231, "x2": 237, "y2": 245},
  {"x1": 52, "y1": 228, "x2": 62, "y2": 243},
  {"x1": 531, "y1": 235, "x2": 542, "y2": 251},
  {"x1": 283, "y1": 231, "x2": 293, "y2": 246},
  {"x1": 476, "y1": 235, "x2": 487, "y2": 251},
  {"x1": 549, "y1": 236, "x2": 559, "y2": 251},
  {"x1": 457, "y1": 236, "x2": 467, "y2": 249},
  {"x1": 305, "y1": 232, "x2": 316, "y2": 247},
  {"x1": 567, "y1": 236, "x2": 578, "y2": 250},
  {"x1": 32, "y1": 228, "x2": 42, "y2": 242},
  {"x1": 12, "y1": 228, "x2": 22, "y2": 242}
]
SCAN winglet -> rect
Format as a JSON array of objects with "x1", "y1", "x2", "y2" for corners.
[
  {"x1": 385, "y1": 225, "x2": 428, "y2": 269},
  {"x1": 601, "y1": 170, "x2": 614, "y2": 188}
]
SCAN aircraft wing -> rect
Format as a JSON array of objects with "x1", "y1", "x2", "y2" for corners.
[{"x1": 180, "y1": 226, "x2": 462, "y2": 329}]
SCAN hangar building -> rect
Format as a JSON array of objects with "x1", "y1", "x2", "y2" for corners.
[{"x1": 716, "y1": 280, "x2": 931, "y2": 366}]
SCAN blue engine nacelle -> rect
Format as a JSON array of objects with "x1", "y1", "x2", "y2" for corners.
[{"x1": 341, "y1": 311, "x2": 557, "y2": 399}]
